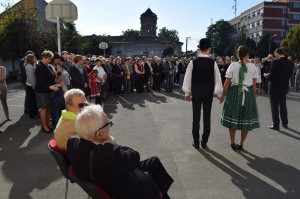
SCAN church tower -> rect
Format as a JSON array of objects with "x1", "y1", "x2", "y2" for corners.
[{"x1": 140, "y1": 8, "x2": 157, "y2": 36}]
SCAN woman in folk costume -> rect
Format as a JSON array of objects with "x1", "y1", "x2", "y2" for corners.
[{"x1": 219, "y1": 45, "x2": 260, "y2": 151}]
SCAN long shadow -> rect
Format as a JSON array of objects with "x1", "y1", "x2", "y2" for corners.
[
  {"x1": 277, "y1": 129, "x2": 300, "y2": 141},
  {"x1": 197, "y1": 149, "x2": 288, "y2": 198},
  {"x1": 286, "y1": 127, "x2": 300, "y2": 135},
  {"x1": 0, "y1": 115, "x2": 61, "y2": 199},
  {"x1": 239, "y1": 150, "x2": 300, "y2": 198}
]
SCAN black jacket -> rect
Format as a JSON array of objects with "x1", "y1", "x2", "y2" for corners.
[
  {"x1": 35, "y1": 62, "x2": 55, "y2": 93},
  {"x1": 270, "y1": 57, "x2": 293, "y2": 94},
  {"x1": 67, "y1": 138, "x2": 161, "y2": 199}
]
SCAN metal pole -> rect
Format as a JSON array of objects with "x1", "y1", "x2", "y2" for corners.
[
  {"x1": 57, "y1": 16, "x2": 61, "y2": 54},
  {"x1": 268, "y1": 35, "x2": 271, "y2": 55},
  {"x1": 185, "y1": 37, "x2": 190, "y2": 55}
]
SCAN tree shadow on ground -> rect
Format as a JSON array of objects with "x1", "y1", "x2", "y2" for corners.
[{"x1": 0, "y1": 115, "x2": 61, "y2": 199}]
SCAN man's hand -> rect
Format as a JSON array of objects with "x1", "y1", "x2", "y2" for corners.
[{"x1": 185, "y1": 96, "x2": 191, "y2": 101}]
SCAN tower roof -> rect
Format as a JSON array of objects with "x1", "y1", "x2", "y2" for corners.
[{"x1": 141, "y1": 8, "x2": 157, "y2": 18}]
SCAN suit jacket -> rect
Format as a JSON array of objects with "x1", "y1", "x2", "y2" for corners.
[
  {"x1": 69, "y1": 65, "x2": 87, "y2": 91},
  {"x1": 67, "y1": 137, "x2": 161, "y2": 199},
  {"x1": 269, "y1": 57, "x2": 294, "y2": 94}
]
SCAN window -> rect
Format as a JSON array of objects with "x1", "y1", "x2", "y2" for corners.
[
  {"x1": 260, "y1": 20, "x2": 263, "y2": 26},
  {"x1": 260, "y1": 8, "x2": 264, "y2": 14},
  {"x1": 282, "y1": 19, "x2": 287, "y2": 25},
  {"x1": 293, "y1": 14, "x2": 300, "y2": 20},
  {"x1": 281, "y1": 31, "x2": 286, "y2": 37},
  {"x1": 259, "y1": 31, "x2": 263, "y2": 37},
  {"x1": 254, "y1": 33, "x2": 257, "y2": 37},
  {"x1": 282, "y1": 8, "x2": 287, "y2": 14},
  {"x1": 293, "y1": 3, "x2": 300, "y2": 8},
  {"x1": 250, "y1": 24, "x2": 253, "y2": 28},
  {"x1": 117, "y1": 50, "x2": 121, "y2": 55},
  {"x1": 255, "y1": 22, "x2": 258, "y2": 27}
]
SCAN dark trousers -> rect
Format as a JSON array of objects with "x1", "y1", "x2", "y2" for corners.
[
  {"x1": 270, "y1": 92, "x2": 288, "y2": 127},
  {"x1": 139, "y1": 156, "x2": 174, "y2": 197},
  {"x1": 114, "y1": 78, "x2": 122, "y2": 95},
  {"x1": 192, "y1": 95, "x2": 213, "y2": 144},
  {"x1": 0, "y1": 91, "x2": 9, "y2": 118},
  {"x1": 263, "y1": 77, "x2": 270, "y2": 93},
  {"x1": 25, "y1": 85, "x2": 38, "y2": 118},
  {"x1": 153, "y1": 75, "x2": 161, "y2": 90}
]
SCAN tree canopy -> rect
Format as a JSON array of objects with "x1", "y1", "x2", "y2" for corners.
[
  {"x1": 121, "y1": 29, "x2": 144, "y2": 37},
  {"x1": 281, "y1": 24, "x2": 300, "y2": 59},
  {"x1": 158, "y1": 27, "x2": 179, "y2": 42},
  {"x1": 205, "y1": 20, "x2": 233, "y2": 56}
]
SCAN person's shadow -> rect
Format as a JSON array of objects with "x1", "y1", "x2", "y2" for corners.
[
  {"x1": 0, "y1": 115, "x2": 61, "y2": 199},
  {"x1": 197, "y1": 149, "x2": 289, "y2": 198},
  {"x1": 239, "y1": 150, "x2": 300, "y2": 198}
]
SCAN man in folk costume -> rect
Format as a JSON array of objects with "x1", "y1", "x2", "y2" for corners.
[{"x1": 183, "y1": 38, "x2": 223, "y2": 149}]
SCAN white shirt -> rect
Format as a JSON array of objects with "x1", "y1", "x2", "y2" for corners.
[
  {"x1": 94, "y1": 65, "x2": 107, "y2": 82},
  {"x1": 225, "y1": 62, "x2": 258, "y2": 86},
  {"x1": 182, "y1": 54, "x2": 223, "y2": 97}
]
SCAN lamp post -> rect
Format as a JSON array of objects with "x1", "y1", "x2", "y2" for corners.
[
  {"x1": 269, "y1": 34, "x2": 277, "y2": 55},
  {"x1": 186, "y1": 37, "x2": 191, "y2": 55}
]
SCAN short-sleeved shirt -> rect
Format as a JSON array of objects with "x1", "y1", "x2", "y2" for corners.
[{"x1": 225, "y1": 62, "x2": 258, "y2": 86}]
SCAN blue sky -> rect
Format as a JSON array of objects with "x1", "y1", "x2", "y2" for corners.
[{"x1": 1, "y1": 0, "x2": 270, "y2": 50}]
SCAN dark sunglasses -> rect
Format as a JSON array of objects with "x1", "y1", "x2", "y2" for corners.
[{"x1": 73, "y1": 103, "x2": 89, "y2": 108}]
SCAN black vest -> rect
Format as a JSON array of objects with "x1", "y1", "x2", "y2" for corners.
[{"x1": 191, "y1": 57, "x2": 215, "y2": 97}]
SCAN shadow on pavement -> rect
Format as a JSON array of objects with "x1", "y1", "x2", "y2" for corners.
[
  {"x1": 197, "y1": 148, "x2": 298, "y2": 198},
  {"x1": 0, "y1": 114, "x2": 61, "y2": 199}
]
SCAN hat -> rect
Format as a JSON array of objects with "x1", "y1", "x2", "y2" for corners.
[
  {"x1": 197, "y1": 38, "x2": 211, "y2": 50},
  {"x1": 53, "y1": 53, "x2": 61, "y2": 60},
  {"x1": 92, "y1": 67, "x2": 98, "y2": 72}
]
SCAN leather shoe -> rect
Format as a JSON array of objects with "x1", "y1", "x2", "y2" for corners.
[
  {"x1": 282, "y1": 125, "x2": 288, "y2": 129},
  {"x1": 231, "y1": 143, "x2": 237, "y2": 150},
  {"x1": 268, "y1": 125, "x2": 279, "y2": 131},
  {"x1": 201, "y1": 141, "x2": 207, "y2": 149},
  {"x1": 192, "y1": 143, "x2": 199, "y2": 149},
  {"x1": 237, "y1": 144, "x2": 243, "y2": 150}
]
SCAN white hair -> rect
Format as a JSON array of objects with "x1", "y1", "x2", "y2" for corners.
[
  {"x1": 74, "y1": 105, "x2": 106, "y2": 140},
  {"x1": 64, "y1": 89, "x2": 85, "y2": 105}
]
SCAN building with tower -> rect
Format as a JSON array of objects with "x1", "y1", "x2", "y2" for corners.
[{"x1": 109, "y1": 8, "x2": 183, "y2": 57}]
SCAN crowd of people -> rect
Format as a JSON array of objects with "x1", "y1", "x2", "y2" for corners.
[{"x1": 0, "y1": 38, "x2": 298, "y2": 197}]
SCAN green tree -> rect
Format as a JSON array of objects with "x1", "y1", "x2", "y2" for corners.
[
  {"x1": 61, "y1": 22, "x2": 82, "y2": 53},
  {"x1": 0, "y1": 1, "x2": 57, "y2": 72},
  {"x1": 205, "y1": 20, "x2": 233, "y2": 56},
  {"x1": 121, "y1": 29, "x2": 144, "y2": 37},
  {"x1": 256, "y1": 34, "x2": 277, "y2": 58},
  {"x1": 158, "y1": 27, "x2": 179, "y2": 42},
  {"x1": 162, "y1": 44, "x2": 174, "y2": 57},
  {"x1": 281, "y1": 24, "x2": 300, "y2": 59}
]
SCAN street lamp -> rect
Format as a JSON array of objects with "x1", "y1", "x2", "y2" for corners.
[
  {"x1": 186, "y1": 37, "x2": 191, "y2": 55},
  {"x1": 269, "y1": 34, "x2": 277, "y2": 54}
]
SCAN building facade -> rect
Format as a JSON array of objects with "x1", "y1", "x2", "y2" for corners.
[
  {"x1": 110, "y1": 8, "x2": 183, "y2": 57},
  {"x1": 229, "y1": 0, "x2": 300, "y2": 44}
]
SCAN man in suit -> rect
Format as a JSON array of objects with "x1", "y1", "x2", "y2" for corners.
[
  {"x1": 69, "y1": 55, "x2": 89, "y2": 95},
  {"x1": 182, "y1": 38, "x2": 223, "y2": 149},
  {"x1": 67, "y1": 104, "x2": 173, "y2": 199},
  {"x1": 268, "y1": 48, "x2": 294, "y2": 130}
]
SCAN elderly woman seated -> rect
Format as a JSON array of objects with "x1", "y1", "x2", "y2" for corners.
[
  {"x1": 54, "y1": 89, "x2": 90, "y2": 150},
  {"x1": 67, "y1": 105, "x2": 173, "y2": 199}
]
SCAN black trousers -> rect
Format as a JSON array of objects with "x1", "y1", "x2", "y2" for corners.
[
  {"x1": 139, "y1": 156, "x2": 174, "y2": 197},
  {"x1": 114, "y1": 78, "x2": 122, "y2": 95},
  {"x1": 270, "y1": 92, "x2": 288, "y2": 127},
  {"x1": 192, "y1": 95, "x2": 213, "y2": 144},
  {"x1": 25, "y1": 85, "x2": 38, "y2": 118}
]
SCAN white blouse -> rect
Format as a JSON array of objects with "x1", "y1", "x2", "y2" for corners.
[{"x1": 225, "y1": 62, "x2": 258, "y2": 86}]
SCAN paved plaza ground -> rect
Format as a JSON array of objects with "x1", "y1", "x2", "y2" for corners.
[{"x1": 0, "y1": 82, "x2": 300, "y2": 199}]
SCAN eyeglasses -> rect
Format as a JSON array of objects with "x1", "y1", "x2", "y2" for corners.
[
  {"x1": 97, "y1": 120, "x2": 113, "y2": 131},
  {"x1": 72, "y1": 102, "x2": 89, "y2": 108}
]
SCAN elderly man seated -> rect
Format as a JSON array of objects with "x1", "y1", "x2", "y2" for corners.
[
  {"x1": 67, "y1": 105, "x2": 173, "y2": 199},
  {"x1": 54, "y1": 89, "x2": 89, "y2": 150}
]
